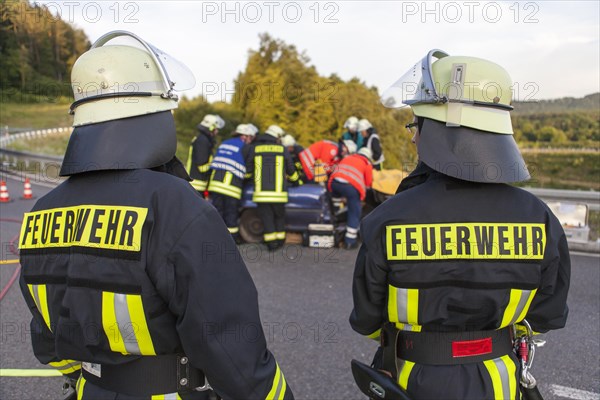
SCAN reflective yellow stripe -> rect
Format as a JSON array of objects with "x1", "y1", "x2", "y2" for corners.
[
  {"x1": 398, "y1": 360, "x2": 414, "y2": 390},
  {"x1": 186, "y1": 144, "x2": 193, "y2": 172},
  {"x1": 275, "y1": 231, "x2": 286, "y2": 240},
  {"x1": 102, "y1": 292, "x2": 127, "y2": 354},
  {"x1": 127, "y1": 294, "x2": 156, "y2": 356},
  {"x1": 151, "y1": 395, "x2": 182, "y2": 400},
  {"x1": 253, "y1": 191, "x2": 288, "y2": 203},
  {"x1": 288, "y1": 170, "x2": 299, "y2": 182},
  {"x1": 28, "y1": 284, "x2": 51, "y2": 331},
  {"x1": 76, "y1": 375, "x2": 86, "y2": 400},
  {"x1": 484, "y1": 355, "x2": 517, "y2": 400},
  {"x1": 256, "y1": 145, "x2": 283, "y2": 153},
  {"x1": 264, "y1": 232, "x2": 278, "y2": 242},
  {"x1": 500, "y1": 289, "x2": 537, "y2": 328},
  {"x1": 49, "y1": 360, "x2": 81, "y2": 375},
  {"x1": 366, "y1": 328, "x2": 381, "y2": 340},
  {"x1": 275, "y1": 155, "x2": 283, "y2": 192},
  {"x1": 190, "y1": 180, "x2": 208, "y2": 191},
  {"x1": 208, "y1": 181, "x2": 242, "y2": 199},
  {"x1": 266, "y1": 363, "x2": 286, "y2": 400},
  {"x1": 198, "y1": 162, "x2": 211, "y2": 173},
  {"x1": 388, "y1": 285, "x2": 421, "y2": 331},
  {"x1": 255, "y1": 156, "x2": 263, "y2": 192},
  {"x1": 228, "y1": 227, "x2": 239, "y2": 234}
]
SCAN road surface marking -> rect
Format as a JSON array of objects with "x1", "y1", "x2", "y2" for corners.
[
  {"x1": 550, "y1": 384, "x2": 600, "y2": 400},
  {"x1": 0, "y1": 369, "x2": 62, "y2": 377},
  {"x1": 0, "y1": 259, "x2": 19, "y2": 265}
]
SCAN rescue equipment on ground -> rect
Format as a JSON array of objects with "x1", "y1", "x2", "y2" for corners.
[{"x1": 307, "y1": 223, "x2": 335, "y2": 248}]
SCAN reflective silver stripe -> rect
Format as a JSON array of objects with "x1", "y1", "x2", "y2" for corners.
[
  {"x1": 219, "y1": 144, "x2": 240, "y2": 152},
  {"x1": 396, "y1": 288, "x2": 409, "y2": 323},
  {"x1": 212, "y1": 156, "x2": 246, "y2": 175},
  {"x1": 510, "y1": 289, "x2": 533, "y2": 325},
  {"x1": 493, "y1": 357, "x2": 511, "y2": 399},
  {"x1": 114, "y1": 294, "x2": 140, "y2": 354},
  {"x1": 338, "y1": 166, "x2": 366, "y2": 192},
  {"x1": 164, "y1": 393, "x2": 179, "y2": 400},
  {"x1": 300, "y1": 149, "x2": 315, "y2": 165}
]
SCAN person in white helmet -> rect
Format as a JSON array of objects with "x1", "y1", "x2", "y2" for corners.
[
  {"x1": 281, "y1": 133, "x2": 305, "y2": 179},
  {"x1": 350, "y1": 49, "x2": 569, "y2": 400},
  {"x1": 358, "y1": 118, "x2": 385, "y2": 170},
  {"x1": 186, "y1": 114, "x2": 225, "y2": 197},
  {"x1": 341, "y1": 116, "x2": 364, "y2": 149},
  {"x1": 18, "y1": 31, "x2": 294, "y2": 400},
  {"x1": 208, "y1": 123, "x2": 258, "y2": 243},
  {"x1": 245, "y1": 125, "x2": 302, "y2": 250}
]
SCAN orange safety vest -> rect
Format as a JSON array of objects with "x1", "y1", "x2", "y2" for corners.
[
  {"x1": 328, "y1": 154, "x2": 373, "y2": 200},
  {"x1": 299, "y1": 140, "x2": 339, "y2": 180}
]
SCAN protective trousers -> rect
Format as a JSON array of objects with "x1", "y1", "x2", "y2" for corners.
[
  {"x1": 331, "y1": 180, "x2": 361, "y2": 245},
  {"x1": 256, "y1": 203, "x2": 286, "y2": 250},
  {"x1": 210, "y1": 192, "x2": 241, "y2": 239},
  {"x1": 76, "y1": 375, "x2": 213, "y2": 399}
]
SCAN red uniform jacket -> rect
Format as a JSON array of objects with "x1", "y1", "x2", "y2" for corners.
[
  {"x1": 328, "y1": 154, "x2": 373, "y2": 200},
  {"x1": 299, "y1": 140, "x2": 339, "y2": 180}
]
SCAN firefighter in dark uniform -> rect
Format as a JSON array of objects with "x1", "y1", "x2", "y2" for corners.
[
  {"x1": 281, "y1": 134, "x2": 305, "y2": 180},
  {"x1": 351, "y1": 50, "x2": 570, "y2": 399},
  {"x1": 208, "y1": 123, "x2": 257, "y2": 243},
  {"x1": 246, "y1": 125, "x2": 302, "y2": 251},
  {"x1": 187, "y1": 114, "x2": 224, "y2": 196},
  {"x1": 18, "y1": 31, "x2": 293, "y2": 400}
]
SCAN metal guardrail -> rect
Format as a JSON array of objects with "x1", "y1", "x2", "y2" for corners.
[{"x1": 524, "y1": 187, "x2": 600, "y2": 212}]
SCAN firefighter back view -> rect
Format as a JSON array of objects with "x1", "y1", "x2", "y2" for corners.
[
  {"x1": 246, "y1": 125, "x2": 302, "y2": 250},
  {"x1": 350, "y1": 50, "x2": 570, "y2": 399},
  {"x1": 187, "y1": 114, "x2": 225, "y2": 196},
  {"x1": 18, "y1": 31, "x2": 293, "y2": 400}
]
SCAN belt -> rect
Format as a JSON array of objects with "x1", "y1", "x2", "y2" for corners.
[
  {"x1": 382, "y1": 323, "x2": 514, "y2": 367},
  {"x1": 81, "y1": 354, "x2": 206, "y2": 396}
]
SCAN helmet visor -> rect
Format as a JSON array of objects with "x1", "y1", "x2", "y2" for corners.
[
  {"x1": 380, "y1": 49, "x2": 448, "y2": 109},
  {"x1": 92, "y1": 30, "x2": 196, "y2": 93}
]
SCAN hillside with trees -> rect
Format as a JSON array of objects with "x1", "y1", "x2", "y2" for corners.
[{"x1": 0, "y1": 0, "x2": 90, "y2": 102}]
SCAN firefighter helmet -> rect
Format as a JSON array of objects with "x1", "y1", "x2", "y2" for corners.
[
  {"x1": 357, "y1": 147, "x2": 373, "y2": 162},
  {"x1": 344, "y1": 116, "x2": 359, "y2": 131},
  {"x1": 235, "y1": 123, "x2": 257, "y2": 137},
  {"x1": 357, "y1": 119, "x2": 372, "y2": 132},
  {"x1": 200, "y1": 114, "x2": 225, "y2": 132},
  {"x1": 70, "y1": 30, "x2": 195, "y2": 127},
  {"x1": 61, "y1": 30, "x2": 195, "y2": 177},
  {"x1": 281, "y1": 134, "x2": 296, "y2": 147},
  {"x1": 265, "y1": 125, "x2": 285, "y2": 138},
  {"x1": 380, "y1": 49, "x2": 529, "y2": 183},
  {"x1": 342, "y1": 140, "x2": 358, "y2": 155}
]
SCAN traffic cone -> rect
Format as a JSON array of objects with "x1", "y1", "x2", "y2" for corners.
[
  {"x1": 0, "y1": 181, "x2": 11, "y2": 203},
  {"x1": 22, "y1": 178, "x2": 33, "y2": 200}
]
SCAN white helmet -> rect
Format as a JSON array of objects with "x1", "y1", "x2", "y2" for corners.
[
  {"x1": 247, "y1": 124, "x2": 259, "y2": 136},
  {"x1": 358, "y1": 147, "x2": 373, "y2": 161},
  {"x1": 357, "y1": 119, "x2": 372, "y2": 132},
  {"x1": 281, "y1": 134, "x2": 296, "y2": 147},
  {"x1": 200, "y1": 114, "x2": 225, "y2": 131},
  {"x1": 69, "y1": 30, "x2": 195, "y2": 127},
  {"x1": 342, "y1": 140, "x2": 357, "y2": 155},
  {"x1": 265, "y1": 125, "x2": 285, "y2": 138},
  {"x1": 344, "y1": 116, "x2": 359, "y2": 131},
  {"x1": 235, "y1": 123, "x2": 257, "y2": 136}
]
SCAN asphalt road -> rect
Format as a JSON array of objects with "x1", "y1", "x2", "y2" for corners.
[{"x1": 1, "y1": 177, "x2": 598, "y2": 400}]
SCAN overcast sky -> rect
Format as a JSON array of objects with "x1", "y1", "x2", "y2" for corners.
[{"x1": 36, "y1": 0, "x2": 600, "y2": 102}]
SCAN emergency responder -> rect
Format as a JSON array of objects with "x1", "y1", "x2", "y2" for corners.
[
  {"x1": 341, "y1": 116, "x2": 364, "y2": 149},
  {"x1": 350, "y1": 49, "x2": 570, "y2": 399},
  {"x1": 299, "y1": 139, "x2": 357, "y2": 182},
  {"x1": 358, "y1": 118, "x2": 384, "y2": 170},
  {"x1": 246, "y1": 125, "x2": 302, "y2": 250},
  {"x1": 19, "y1": 31, "x2": 293, "y2": 400},
  {"x1": 208, "y1": 123, "x2": 257, "y2": 243},
  {"x1": 328, "y1": 147, "x2": 373, "y2": 249},
  {"x1": 187, "y1": 114, "x2": 225, "y2": 196},
  {"x1": 281, "y1": 133, "x2": 305, "y2": 180}
]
